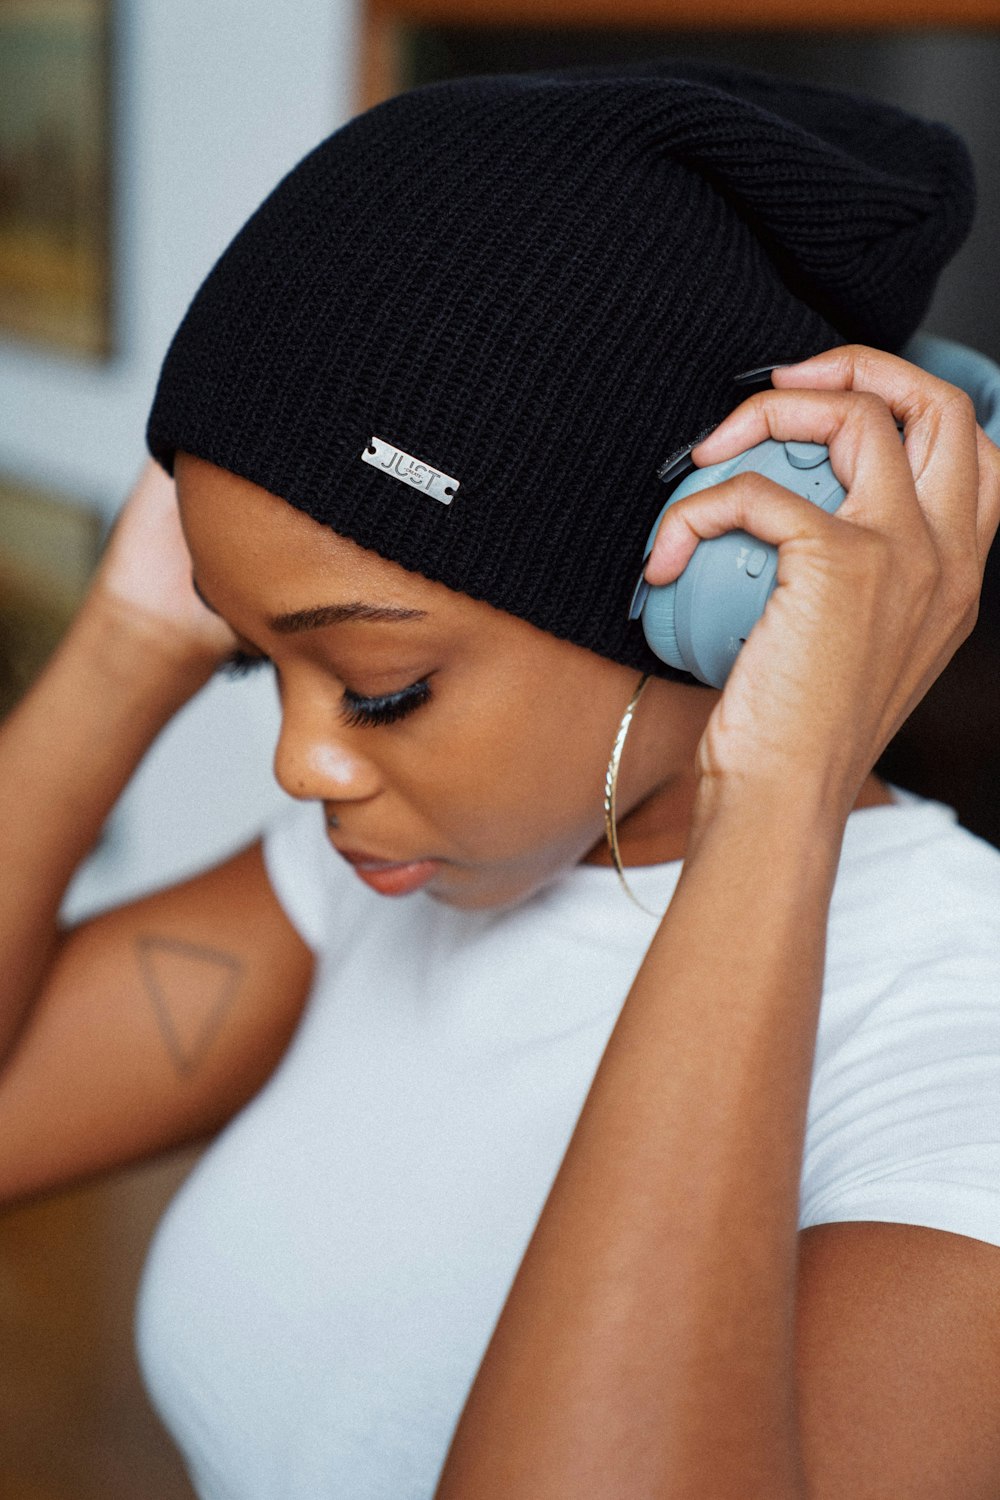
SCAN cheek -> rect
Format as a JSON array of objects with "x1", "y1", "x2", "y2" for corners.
[{"x1": 395, "y1": 688, "x2": 615, "y2": 863}]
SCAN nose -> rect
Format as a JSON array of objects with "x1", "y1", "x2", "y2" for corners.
[{"x1": 273, "y1": 684, "x2": 382, "y2": 806}]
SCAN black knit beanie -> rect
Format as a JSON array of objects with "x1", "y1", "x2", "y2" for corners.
[{"x1": 147, "y1": 59, "x2": 975, "y2": 680}]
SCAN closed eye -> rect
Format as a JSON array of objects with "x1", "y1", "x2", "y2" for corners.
[
  {"x1": 340, "y1": 678, "x2": 432, "y2": 728},
  {"x1": 220, "y1": 648, "x2": 269, "y2": 679},
  {"x1": 218, "y1": 648, "x2": 433, "y2": 728}
]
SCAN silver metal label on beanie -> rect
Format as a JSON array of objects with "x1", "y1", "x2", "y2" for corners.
[{"x1": 361, "y1": 437, "x2": 460, "y2": 505}]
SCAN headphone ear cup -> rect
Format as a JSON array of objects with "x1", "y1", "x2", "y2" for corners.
[
  {"x1": 629, "y1": 459, "x2": 734, "y2": 673},
  {"x1": 634, "y1": 335, "x2": 1000, "y2": 688},
  {"x1": 640, "y1": 501, "x2": 779, "y2": 688},
  {"x1": 636, "y1": 565, "x2": 684, "y2": 672},
  {"x1": 674, "y1": 527, "x2": 778, "y2": 687},
  {"x1": 636, "y1": 438, "x2": 844, "y2": 687}
]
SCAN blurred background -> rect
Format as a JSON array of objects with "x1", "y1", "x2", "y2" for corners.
[{"x1": 1, "y1": 2, "x2": 998, "y2": 1495}]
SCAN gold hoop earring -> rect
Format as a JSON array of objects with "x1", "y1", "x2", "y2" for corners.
[{"x1": 603, "y1": 672, "x2": 662, "y2": 917}]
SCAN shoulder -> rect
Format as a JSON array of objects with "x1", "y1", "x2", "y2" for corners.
[
  {"x1": 804, "y1": 788, "x2": 1000, "y2": 1247},
  {"x1": 830, "y1": 787, "x2": 1000, "y2": 960},
  {"x1": 820, "y1": 787, "x2": 1000, "y2": 1055}
]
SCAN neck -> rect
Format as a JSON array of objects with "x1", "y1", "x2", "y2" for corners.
[{"x1": 582, "y1": 772, "x2": 894, "y2": 869}]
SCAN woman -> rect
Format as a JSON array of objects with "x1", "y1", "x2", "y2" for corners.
[{"x1": 3, "y1": 60, "x2": 1000, "y2": 1498}]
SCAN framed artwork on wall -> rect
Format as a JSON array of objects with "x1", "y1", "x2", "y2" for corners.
[
  {"x1": 0, "y1": 0, "x2": 114, "y2": 359},
  {"x1": 0, "y1": 472, "x2": 103, "y2": 718}
]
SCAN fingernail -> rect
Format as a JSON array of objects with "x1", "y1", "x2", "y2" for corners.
[{"x1": 732, "y1": 362, "x2": 792, "y2": 387}]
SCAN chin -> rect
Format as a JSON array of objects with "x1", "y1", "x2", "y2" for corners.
[
  {"x1": 424, "y1": 882, "x2": 533, "y2": 914},
  {"x1": 422, "y1": 858, "x2": 575, "y2": 914}
]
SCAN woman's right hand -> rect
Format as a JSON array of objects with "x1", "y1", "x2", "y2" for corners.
[
  {"x1": 90, "y1": 459, "x2": 237, "y2": 671},
  {"x1": 643, "y1": 346, "x2": 999, "y2": 826}
]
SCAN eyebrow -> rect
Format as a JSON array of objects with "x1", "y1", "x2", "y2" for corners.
[
  {"x1": 191, "y1": 578, "x2": 427, "y2": 632},
  {"x1": 269, "y1": 601, "x2": 428, "y2": 633}
]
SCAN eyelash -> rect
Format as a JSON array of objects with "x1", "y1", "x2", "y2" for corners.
[
  {"x1": 219, "y1": 649, "x2": 433, "y2": 728},
  {"x1": 221, "y1": 650, "x2": 268, "y2": 680}
]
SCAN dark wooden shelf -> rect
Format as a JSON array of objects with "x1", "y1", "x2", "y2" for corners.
[
  {"x1": 360, "y1": 0, "x2": 1000, "y2": 110},
  {"x1": 374, "y1": 0, "x2": 1000, "y2": 24}
]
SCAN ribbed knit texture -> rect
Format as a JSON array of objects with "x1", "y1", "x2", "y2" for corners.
[{"x1": 148, "y1": 59, "x2": 975, "y2": 679}]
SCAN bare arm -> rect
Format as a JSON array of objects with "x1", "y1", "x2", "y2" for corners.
[
  {"x1": 0, "y1": 836, "x2": 312, "y2": 1207},
  {"x1": 434, "y1": 348, "x2": 1000, "y2": 1499},
  {"x1": 0, "y1": 462, "x2": 312, "y2": 1206},
  {"x1": 0, "y1": 586, "x2": 215, "y2": 1063},
  {"x1": 0, "y1": 460, "x2": 237, "y2": 1063}
]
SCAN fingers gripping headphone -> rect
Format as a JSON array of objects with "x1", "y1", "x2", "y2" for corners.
[{"x1": 629, "y1": 334, "x2": 1000, "y2": 689}]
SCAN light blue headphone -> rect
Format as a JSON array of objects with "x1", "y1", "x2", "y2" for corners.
[{"x1": 629, "y1": 334, "x2": 1000, "y2": 688}]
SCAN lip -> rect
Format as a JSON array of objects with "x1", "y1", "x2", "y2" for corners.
[{"x1": 331, "y1": 845, "x2": 443, "y2": 896}]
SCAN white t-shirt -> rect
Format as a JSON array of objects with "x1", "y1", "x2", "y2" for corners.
[{"x1": 136, "y1": 787, "x2": 1000, "y2": 1500}]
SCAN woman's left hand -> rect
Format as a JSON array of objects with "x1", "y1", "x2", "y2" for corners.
[{"x1": 643, "y1": 344, "x2": 1000, "y2": 819}]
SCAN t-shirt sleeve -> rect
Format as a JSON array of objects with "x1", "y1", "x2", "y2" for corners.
[
  {"x1": 261, "y1": 797, "x2": 370, "y2": 957},
  {"x1": 800, "y1": 943, "x2": 1000, "y2": 1249}
]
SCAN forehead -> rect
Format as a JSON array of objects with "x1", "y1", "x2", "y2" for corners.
[
  {"x1": 174, "y1": 451, "x2": 624, "y2": 691},
  {"x1": 174, "y1": 451, "x2": 463, "y2": 619}
]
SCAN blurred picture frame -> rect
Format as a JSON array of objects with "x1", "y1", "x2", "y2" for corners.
[
  {"x1": 0, "y1": 0, "x2": 114, "y2": 359},
  {"x1": 0, "y1": 472, "x2": 103, "y2": 717}
]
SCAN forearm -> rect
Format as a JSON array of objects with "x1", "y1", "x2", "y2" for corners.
[
  {"x1": 0, "y1": 587, "x2": 214, "y2": 1060},
  {"x1": 436, "y1": 779, "x2": 847, "y2": 1500}
]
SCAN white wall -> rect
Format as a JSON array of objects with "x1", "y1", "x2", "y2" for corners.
[{"x1": 0, "y1": 0, "x2": 359, "y2": 916}]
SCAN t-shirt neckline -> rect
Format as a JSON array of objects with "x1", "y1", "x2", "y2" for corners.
[{"x1": 531, "y1": 784, "x2": 958, "y2": 928}]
